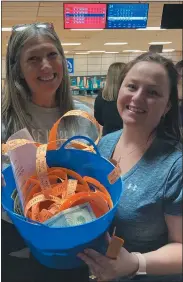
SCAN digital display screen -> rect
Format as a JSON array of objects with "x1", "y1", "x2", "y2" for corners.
[
  {"x1": 106, "y1": 3, "x2": 149, "y2": 29},
  {"x1": 161, "y1": 4, "x2": 183, "y2": 29},
  {"x1": 64, "y1": 3, "x2": 107, "y2": 29}
]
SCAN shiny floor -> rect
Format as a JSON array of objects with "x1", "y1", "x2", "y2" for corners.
[
  {"x1": 73, "y1": 95, "x2": 95, "y2": 110},
  {"x1": 74, "y1": 95, "x2": 103, "y2": 135}
]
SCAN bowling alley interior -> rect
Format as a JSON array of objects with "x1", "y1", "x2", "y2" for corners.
[
  {"x1": 1, "y1": 1, "x2": 183, "y2": 282},
  {"x1": 2, "y1": 1, "x2": 183, "y2": 110}
]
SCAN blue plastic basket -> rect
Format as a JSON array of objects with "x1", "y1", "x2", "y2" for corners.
[{"x1": 2, "y1": 136, "x2": 123, "y2": 269}]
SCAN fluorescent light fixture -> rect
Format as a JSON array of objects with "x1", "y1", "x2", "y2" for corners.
[
  {"x1": 14, "y1": 26, "x2": 27, "y2": 31},
  {"x1": 123, "y1": 50, "x2": 146, "y2": 53},
  {"x1": 163, "y1": 49, "x2": 175, "y2": 52},
  {"x1": 15, "y1": 24, "x2": 47, "y2": 31},
  {"x1": 75, "y1": 52, "x2": 89, "y2": 55},
  {"x1": 148, "y1": 41, "x2": 172, "y2": 45},
  {"x1": 2, "y1": 24, "x2": 48, "y2": 32},
  {"x1": 37, "y1": 24, "x2": 47, "y2": 28},
  {"x1": 105, "y1": 51, "x2": 119, "y2": 54},
  {"x1": 2, "y1": 27, "x2": 12, "y2": 31},
  {"x1": 137, "y1": 27, "x2": 166, "y2": 31},
  {"x1": 70, "y1": 29, "x2": 103, "y2": 31},
  {"x1": 88, "y1": 51, "x2": 105, "y2": 53},
  {"x1": 62, "y1": 43, "x2": 81, "y2": 46},
  {"x1": 64, "y1": 51, "x2": 69, "y2": 54},
  {"x1": 104, "y1": 42, "x2": 128, "y2": 46}
]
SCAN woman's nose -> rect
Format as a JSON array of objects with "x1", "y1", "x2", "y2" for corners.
[
  {"x1": 41, "y1": 58, "x2": 52, "y2": 71},
  {"x1": 131, "y1": 89, "x2": 145, "y2": 102}
]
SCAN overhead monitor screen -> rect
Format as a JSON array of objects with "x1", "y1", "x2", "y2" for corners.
[
  {"x1": 106, "y1": 3, "x2": 149, "y2": 29},
  {"x1": 64, "y1": 3, "x2": 107, "y2": 29},
  {"x1": 161, "y1": 4, "x2": 183, "y2": 29}
]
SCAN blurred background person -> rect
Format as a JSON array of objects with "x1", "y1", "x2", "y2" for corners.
[{"x1": 94, "y1": 62, "x2": 126, "y2": 136}]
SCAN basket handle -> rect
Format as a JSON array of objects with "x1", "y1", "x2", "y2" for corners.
[
  {"x1": 60, "y1": 135, "x2": 100, "y2": 156},
  {"x1": 47, "y1": 110, "x2": 100, "y2": 151}
]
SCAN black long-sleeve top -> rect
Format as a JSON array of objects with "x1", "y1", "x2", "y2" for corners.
[{"x1": 94, "y1": 92, "x2": 123, "y2": 136}]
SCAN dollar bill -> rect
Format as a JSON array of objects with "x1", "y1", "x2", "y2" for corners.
[
  {"x1": 44, "y1": 202, "x2": 96, "y2": 227},
  {"x1": 12, "y1": 188, "x2": 24, "y2": 215},
  {"x1": 11, "y1": 188, "x2": 18, "y2": 200},
  {"x1": 14, "y1": 193, "x2": 24, "y2": 216}
]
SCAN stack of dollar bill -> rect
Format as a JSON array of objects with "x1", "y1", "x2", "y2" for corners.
[
  {"x1": 11, "y1": 189, "x2": 97, "y2": 227},
  {"x1": 44, "y1": 203, "x2": 96, "y2": 227},
  {"x1": 11, "y1": 188, "x2": 24, "y2": 216}
]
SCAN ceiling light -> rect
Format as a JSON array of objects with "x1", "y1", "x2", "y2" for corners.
[
  {"x1": 104, "y1": 42, "x2": 128, "y2": 46},
  {"x1": 123, "y1": 50, "x2": 146, "y2": 53},
  {"x1": 163, "y1": 49, "x2": 175, "y2": 52},
  {"x1": 62, "y1": 43, "x2": 81, "y2": 46},
  {"x1": 148, "y1": 42, "x2": 172, "y2": 45},
  {"x1": 15, "y1": 26, "x2": 28, "y2": 31},
  {"x1": 88, "y1": 51, "x2": 105, "y2": 53},
  {"x1": 137, "y1": 27, "x2": 166, "y2": 31},
  {"x1": 104, "y1": 51, "x2": 119, "y2": 54},
  {"x1": 2, "y1": 27, "x2": 12, "y2": 31},
  {"x1": 70, "y1": 29, "x2": 103, "y2": 31},
  {"x1": 75, "y1": 52, "x2": 89, "y2": 55},
  {"x1": 64, "y1": 51, "x2": 69, "y2": 54}
]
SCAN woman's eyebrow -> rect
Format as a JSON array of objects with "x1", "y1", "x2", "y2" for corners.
[
  {"x1": 26, "y1": 45, "x2": 55, "y2": 54},
  {"x1": 147, "y1": 84, "x2": 161, "y2": 88},
  {"x1": 127, "y1": 78, "x2": 161, "y2": 88}
]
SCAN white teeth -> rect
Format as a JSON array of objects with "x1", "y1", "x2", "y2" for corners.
[
  {"x1": 39, "y1": 75, "x2": 54, "y2": 81},
  {"x1": 128, "y1": 106, "x2": 145, "y2": 113}
]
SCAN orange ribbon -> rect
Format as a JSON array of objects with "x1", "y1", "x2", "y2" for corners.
[
  {"x1": 23, "y1": 167, "x2": 113, "y2": 223},
  {"x1": 2, "y1": 110, "x2": 114, "y2": 223}
]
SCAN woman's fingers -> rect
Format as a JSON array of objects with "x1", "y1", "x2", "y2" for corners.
[
  {"x1": 78, "y1": 252, "x2": 104, "y2": 281},
  {"x1": 77, "y1": 252, "x2": 98, "y2": 269},
  {"x1": 84, "y1": 249, "x2": 109, "y2": 266}
]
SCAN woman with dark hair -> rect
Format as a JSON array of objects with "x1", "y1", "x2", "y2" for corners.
[
  {"x1": 175, "y1": 60, "x2": 183, "y2": 129},
  {"x1": 78, "y1": 53, "x2": 182, "y2": 282}
]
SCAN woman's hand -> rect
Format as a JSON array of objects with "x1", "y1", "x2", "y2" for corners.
[{"x1": 77, "y1": 233, "x2": 139, "y2": 281}]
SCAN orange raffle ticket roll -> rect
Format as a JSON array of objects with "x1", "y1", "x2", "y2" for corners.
[
  {"x1": 106, "y1": 235, "x2": 124, "y2": 259},
  {"x1": 2, "y1": 110, "x2": 117, "y2": 224}
]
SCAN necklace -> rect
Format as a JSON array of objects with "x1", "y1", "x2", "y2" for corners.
[{"x1": 108, "y1": 133, "x2": 156, "y2": 184}]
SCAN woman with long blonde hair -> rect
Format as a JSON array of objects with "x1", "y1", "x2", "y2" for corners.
[
  {"x1": 2, "y1": 22, "x2": 95, "y2": 282},
  {"x1": 2, "y1": 23, "x2": 97, "y2": 143},
  {"x1": 94, "y1": 62, "x2": 126, "y2": 136}
]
